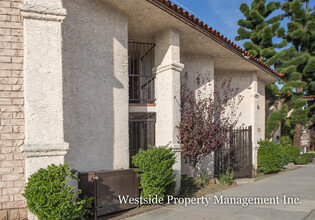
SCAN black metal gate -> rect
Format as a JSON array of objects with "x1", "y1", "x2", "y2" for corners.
[
  {"x1": 129, "y1": 113, "x2": 156, "y2": 168},
  {"x1": 214, "y1": 126, "x2": 252, "y2": 178}
]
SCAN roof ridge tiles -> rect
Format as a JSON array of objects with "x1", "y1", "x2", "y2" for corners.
[{"x1": 150, "y1": 0, "x2": 281, "y2": 78}]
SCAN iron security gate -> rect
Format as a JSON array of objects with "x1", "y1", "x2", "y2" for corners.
[
  {"x1": 214, "y1": 126, "x2": 252, "y2": 178},
  {"x1": 129, "y1": 113, "x2": 156, "y2": 168}
]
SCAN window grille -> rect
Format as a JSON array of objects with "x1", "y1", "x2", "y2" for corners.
[
  {"x1": 129, "y1": 113, "x2": 156, "y2": 168},
  {"x1": 128, "y1": 42, "x2": 155, "y2": 103}
]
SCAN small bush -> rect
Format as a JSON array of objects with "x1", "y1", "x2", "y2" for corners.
[
  {"x1": 23, "y1": 164, "x2": 93, "y2": 220},
  {"x1": 280, "y1": 136, "x2": 292, "y2": 147},
  {"x1": 179, "y1": 175, "x2": 199, "y2": 197},
  {"x1": 307, "y1": 153, "x2": 315, "y2": 159},
  {"x1": 219, "y1": 170, "x2": 235, "y2": 186},
  {"x1": 195, "y1": 172, "x2": 210, "y2": 188},
  {"x1": 282, "y1": 145, "x2": 300, "y2": 162},
  {"x1": 293, "y1": 154, "x2": 310, "y2": 165},
  {"x1": 282, "y1": 153, "x2": 290, "y2": 166},
  {"x1": 132, "y1": 145, "x2": 176, "y2": 199},
  {"x1": 306, "y1": 153, "x2": 314, "y2": 162},
  {"x1": 257, "y1": 141, "x2": 285, "y2": 174}
]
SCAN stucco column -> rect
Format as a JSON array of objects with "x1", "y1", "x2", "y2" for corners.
[
  {"x1": 154, "y1": 29, "x2": 184, "y2": 193},
  {"x1": 249, "y1": 71, "x2": 259, "y2": 171},
  {"x1": 20, "y1": 0, "x2": 68, "y2": 187}
]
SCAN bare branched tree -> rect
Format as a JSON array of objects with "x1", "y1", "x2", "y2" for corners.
[{"x1": 177, "y1": 74, "x2": 243, "y2": 176}]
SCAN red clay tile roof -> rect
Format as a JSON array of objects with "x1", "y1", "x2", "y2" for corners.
[
  {"x1": 303, "y1": 95, "x2": 315, "y2": 99},
  {"x1": 149, "y1": 0, "x2": 281, "y2": 79}
]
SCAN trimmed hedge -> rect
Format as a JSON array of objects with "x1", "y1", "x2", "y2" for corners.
[
  {"x1": 293, "y1": 153, "x2": 314, "y2": 165},
  {"x1": 307, "y1": 154, "x2": 314, "y2": 162},
  {"x1": 257, "y1": 141, "x2": 285, "y2": 174},
  {"x1": 282, "y1": 145, "x2": 300, "y2": 162},
  {"x1": 23, "y1": 164, "x2": 93, "y2": 220},
  {"x1": 307, "y1": 153, "x2": 315, "y2": 159},
  {"x1": 293, "y1": 154, "x2": 312, "y2": 165},
  {"x1": 306, "y1": 153, "x2": 314, "y2": 162},
  {"x1": 132, "y1": 145, "x2": 176, "y2": 199}
]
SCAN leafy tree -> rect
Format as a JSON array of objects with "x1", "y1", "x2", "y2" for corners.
[
  {"x1": 265, "y1": 104, "x2": 288, "y2": 138},
  {"x1": 235, "y1": 0, "x2": 289, "y2": 140},
  {"x1": 177, "y1": 75, "x2": 243, "y2": 176},
  {"x1": 266, "y1": 0, "x2": 315, "y2": 144},
  {"x1": 237, "y1": 0, "x2": 315, "y2": 142}
]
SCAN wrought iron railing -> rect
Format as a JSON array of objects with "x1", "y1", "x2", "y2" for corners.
[{"x1": 128, "y1": 42, "x2": 155, "y2": 103}]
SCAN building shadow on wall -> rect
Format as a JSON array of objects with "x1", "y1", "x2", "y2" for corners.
[{"x1": 62, "y1": 0, "x2": 126, "y2": 174}]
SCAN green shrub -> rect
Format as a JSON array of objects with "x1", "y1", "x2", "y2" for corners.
[
  {"x1": 306, "y1": 153, "x2": 315, "y2": 159},
  {"x1": 306, "y1": 153, "x2": 314, "y2": 162},
  {"x1": 293, "y1": 154, "x2": 310, "y2": 165},
  {"x1": 195, "y1": 172, "x2": 210, "y2": 188},
  {"x1": 280, "y1": 136, "x2": 292, "y2": 147},
  {"x1": 257, "y1": 141, "x2": 285, "y2": 174},
  {"x1": 23, "y1": 164, "x2": 93, "y2": 220},
  {"x1": 132, "y1": 145, "x2": 176, "y2": 199},
  {"x1": 179, "y1": 175, "x2": 199, "y2": 197},
  {"x1": 219, "y1": 170, "x2": 235, "y2": 186},
  {"x1": 282, "y1": 153, "x2": 290, "y2": 166},
  {"x1": 282, "y1": 145, "x2": 300, "y2": 162}
]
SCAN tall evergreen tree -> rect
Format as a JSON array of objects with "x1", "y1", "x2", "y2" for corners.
[
  {"x1": 236, "y1": 0, "x2": 315, "y2": 143},
  {"x1": 266, "y1": 0, "x2": 315, "y2": 144},
  {"x1": 236, "y1": 0, "x2": 288, "y2": 139},
  {"x1": 235, "y1": 0, "x2": 286, "y2": 61}
]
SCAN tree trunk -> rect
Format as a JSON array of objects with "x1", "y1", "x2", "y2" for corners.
[
  {"x1": 306, "y1": 0, "x2": 309, "y2": 14},
  {"x1": 294, "y1": 123, "x2": 302, "y2": 147}
]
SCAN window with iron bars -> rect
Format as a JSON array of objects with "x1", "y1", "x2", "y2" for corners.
[
  {"x1": 128, "y1": 42, "x2": 155, "y2": 104},
  {"x1": 129, "y1": 113, "x2": 156, "y2": 168}
]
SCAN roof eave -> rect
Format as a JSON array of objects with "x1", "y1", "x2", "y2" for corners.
[{"x1": 147, "y1": 0, "x2": 281, "y2": 81}]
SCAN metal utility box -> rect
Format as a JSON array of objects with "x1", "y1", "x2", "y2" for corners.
[{"x1": 78, "y1": 169, "x2": 139, "y2": 217}]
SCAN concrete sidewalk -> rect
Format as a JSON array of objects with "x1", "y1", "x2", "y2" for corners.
[{"x1": 127, "y1": 165, "x2": 315, "y2": 220}]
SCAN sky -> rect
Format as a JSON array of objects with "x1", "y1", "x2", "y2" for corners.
[{"x1": 172, "y1": 0, "x2": 315, "y2": 50}]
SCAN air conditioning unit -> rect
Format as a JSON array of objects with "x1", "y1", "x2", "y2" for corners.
[{"x1": 78, "y1": 169, "x2": 139, "y2": 217}]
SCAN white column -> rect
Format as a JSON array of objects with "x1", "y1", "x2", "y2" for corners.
[
  {"x1": 249, "y1": 71, "x2": 259, "y2": 170},
  {"x1": 154, "y1": 29, "x2": 184, "y2": 193},
  {"x1": 20, "y1": 0, "x2": 68, "y2": 182}
]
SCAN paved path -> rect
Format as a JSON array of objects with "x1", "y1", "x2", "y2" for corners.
[{"x1": 127, "y1": 165, "x2": 315, "y2": 220}]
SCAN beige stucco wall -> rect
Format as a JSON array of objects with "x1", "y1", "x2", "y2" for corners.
[
  {"x1": 215, "y1": 70, "x2": 266, "y2": 168},
  {"x1": 62, "y1": 0, "x2": 129, "y2": 172},
  {"x1": 215, "y1": 71, "x2": 253, "y2": 127},
  {"x1": 257, "y1": 79, "x2": 266, "y2": 143},
  {"x1": 181, "y1": 55, "x2": 214, "y2": 95},
  {"x1": 180, "y1": 54, "x2": 215, "y2": 177}
]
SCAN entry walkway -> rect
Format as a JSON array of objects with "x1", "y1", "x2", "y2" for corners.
[{"x1": 127, "y1": 165, "x2": 315, "y2": 220}]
